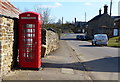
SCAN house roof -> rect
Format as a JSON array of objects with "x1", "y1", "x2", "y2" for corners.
[
  {"x1": 0, "y1": 0, "x2": 21, "y2": 18},
  {"x1": 112, "y1": 16, "x2": 120, "y2": 22},
  {"x1": 88, "y1": 14, "x2": 104, "y2": 23},
  {"x1": 111, "y1": 16, "x2": 120, "y2": 19},
  {"x1": 114, "y1": 18, "x2": 120, "y2": 22}
]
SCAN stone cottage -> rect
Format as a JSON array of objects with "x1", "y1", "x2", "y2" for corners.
[{"x1": 86, "y1": 5, "x2": 114, "y2": 39}]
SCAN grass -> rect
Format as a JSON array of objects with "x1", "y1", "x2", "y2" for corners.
[{"x1": 108, "y1": 36, "x2": 120, "y2": 47}]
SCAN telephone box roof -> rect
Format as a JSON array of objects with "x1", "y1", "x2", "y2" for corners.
[{"x1": 20, "y1": 11, "x2": 41, "y2": 16}]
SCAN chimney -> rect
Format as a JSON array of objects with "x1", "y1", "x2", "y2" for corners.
[
  {"x1": 75, "y1": 18, "x2": 76, "y2": 24},
  {"x1": 99, "y1": 8, "x2": 102, "y2": 15},
  {"x1": 104, "y1": 5, "x2": 108, "y2": 14}
]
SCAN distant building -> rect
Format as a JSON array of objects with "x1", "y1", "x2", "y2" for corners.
[
  {"x1": 74, "y1": 21, "x2": 87, "y2": 33},
  {"x1": 86, "y1": 5, "x2": 114, "y2": 39},
  {"x1": 118, "y1": 1, "x2": 120, "y2": 16}
]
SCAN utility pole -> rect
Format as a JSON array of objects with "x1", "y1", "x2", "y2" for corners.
[
  {"x1": 62, "y1": 17, "x2": 63, "y2": 25},
  {"x1": 61, "y1": 17, "x2": 64, "y2": 33},
  {"x1": 110, "y1": 0, "x2": 112, "y2": 16},
  {"x1": 118, "y1": 1, "x2": 120, "y2": 16},
  {"x1": 85, "y1": 12, "x2": 86, "y2": 23}
]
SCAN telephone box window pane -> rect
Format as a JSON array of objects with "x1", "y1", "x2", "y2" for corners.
[
  {"x1": 23, "y1": 43, "x2": 33, "y2": 47},
  {"x1": 23, "y1": 33, "x2": 35, "y2": 38},
  {"x1": 27, "y1": 53, "x2": 33, "y2": 58},
  {"x1": 27, "y1": 44, "x2": 33, "y2": 46},
  {"x1": 23, "y1": 29, "x2": 33, "y2": 33},
  {"x1": 26, "y1": 29, "x2": 33, "y2": 33},
  {"x1": 33, "y1": 34, "x2": 35, "y2": 37},
  {"x1": 27, "y1": 24, "x2": 32, "y2": 28},
  {"x1": 23, "y1": 48, "x2": 32, "y2": 52},
  {"x1": 23, "y1": 39, "x2": 32, "y2": 42},
  {"x1": 23, "y1": 50, "x2": 33, "y2": 58},
  {"x1": 23, "y1": 39, "x2": 33, "y2": 42},
  {"x1": 23, "y1": 24, "x2": 35, "y2": 28},
  {"x1": 26, "y1": 34, "x2": 32, "y2": 37},
  {"x1": 23, "y1": 53, "x2": 26, "y2": 57},
  {"x1": 24, "y1": 45, "x2": 32, "y2": 47},
  {"x1": 25, "y1": 34, "x2": 35, "y2": 38},
  {"x1": 32, "y1": 29, "x2": 35, "y2": 32}
]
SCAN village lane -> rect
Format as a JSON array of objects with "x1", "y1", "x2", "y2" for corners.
[{"x1": 61, "y1": 33, "x2": 119, "y2": 80}]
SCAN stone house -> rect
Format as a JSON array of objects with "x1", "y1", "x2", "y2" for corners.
[{"x1": 86, "y1": 5, "x2": 114, "y2": 39}]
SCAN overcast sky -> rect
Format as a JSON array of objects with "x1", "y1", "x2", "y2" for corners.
[{"x1": 9, "y1": 0, "x2": 119, "y2": 23}]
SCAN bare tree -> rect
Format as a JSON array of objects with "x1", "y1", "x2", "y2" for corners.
[
  {"x1": 34, "y1": 6, "x2": 52, "y2": 25},
  {"x1": 42, "y1": 8, "x2": 50, "y2": 24},
  {"x1": 24, "y1": 8, "x2": 29, "y2": 12},
  {"x1": 57, "y1": 19, "x2": 62, "y2": 24}
]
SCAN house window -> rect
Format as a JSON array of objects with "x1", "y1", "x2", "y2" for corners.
[
  {"x1": 114, "y1": 23, "x2": 116, "y2": 26},
  {"x1": 113, "y1": 29, "x2": 118, "y2": 36}
]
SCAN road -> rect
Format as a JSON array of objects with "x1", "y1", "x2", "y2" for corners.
[{"x1": 61, "y1": 33, "x2": 119, "y2": 80}]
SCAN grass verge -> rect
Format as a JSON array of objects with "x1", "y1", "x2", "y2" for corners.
[{"x1": 108, "y1": 36, "x2": 120, "y2": 47}]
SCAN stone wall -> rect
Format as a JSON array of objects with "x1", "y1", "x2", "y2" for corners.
[
  {"x1": 42, "y1": 29, "x2": 59, "y2": 57},
  {"x1": 0, "y1": 16, "x2": 14, "y2": 77}
]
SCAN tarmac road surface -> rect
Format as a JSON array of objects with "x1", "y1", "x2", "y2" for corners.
[{"x1": 61, "y1": 33, "x2": 119, "y2": 80}]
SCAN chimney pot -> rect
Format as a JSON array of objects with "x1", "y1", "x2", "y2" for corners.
[
  {"x1": 75, "y1": 18, "x2": 76, "y2": 23},
  {"x1": 99, "y1": 9, "x2": 102, "y2": 15},
  {"x1": 104, "y1": 5, "x2": 108, "y2": 14}
]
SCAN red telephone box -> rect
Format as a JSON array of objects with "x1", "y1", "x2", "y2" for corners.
[{"x1": 19, "y1": 12, "x2": 42, "y2": 69}]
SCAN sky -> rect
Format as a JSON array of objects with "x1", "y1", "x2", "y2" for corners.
[{"x1": 9, "y1": 0, "x2": 119, "y2": 23}]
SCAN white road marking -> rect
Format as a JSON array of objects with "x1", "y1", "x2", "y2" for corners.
[{"x1": 61, "y1": 68, "x2": 74, "y2": 74}]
